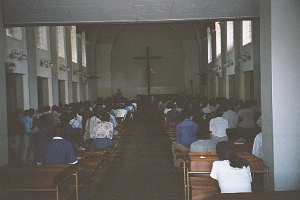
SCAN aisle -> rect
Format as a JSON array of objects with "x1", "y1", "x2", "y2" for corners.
[{"x1": 91, "y1": 109, "x2": 184, "y2": 200}]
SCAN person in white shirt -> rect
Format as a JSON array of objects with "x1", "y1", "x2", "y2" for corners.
[
  {"x1": 210, "y1": 111, "x2": 229, "y2": 138},
  {"x1": 252, "y1": 132, "x2": 262, "y2": 159},
  {"x1": 210, "y1": 141, "x2": 252, "y2": 193}
]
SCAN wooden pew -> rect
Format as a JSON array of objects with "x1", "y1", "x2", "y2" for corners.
[
  {"x1": 189, "y1": 177, "x2": 219, "y2": 200},
  {"x1": 77, "y1": 148, "x2": 111, "y2": 179},
  {"x1": 0, "y1": 164, "x2": 78, "y2": 200},
  {"x1": 206, "y1": 190, "x2": 300, "y2": 200},
  {"x1": 184, "y1": 152, "x2": 268, "y2": 200}
]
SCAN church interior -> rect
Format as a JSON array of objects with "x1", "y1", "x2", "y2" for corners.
[{"x1": 0, "y1": 0, "x2": 300, "y2": 199}]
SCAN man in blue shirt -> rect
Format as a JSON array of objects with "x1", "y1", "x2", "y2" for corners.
[
  {"x1": 165, "y1": 103, "x2": 181, "y2": 128},
  {"x1": 38, "y1": 123, "x2": 78, "y2": 165},
  {"x1": 171, "y1": 110, "x2": 198, "y2": 168},
  {"x1": 38, "y1": 124, "x2": 91, "y2": 200}
]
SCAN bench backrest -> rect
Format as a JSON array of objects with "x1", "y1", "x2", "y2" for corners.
[{"x1": 188, "y1": 152, "x2": 266, "y2": 173}]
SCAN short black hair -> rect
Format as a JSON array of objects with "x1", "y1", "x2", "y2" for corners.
[
  {"x1": 53, "y1": 123, "x2": 67, "y2": 137},
  {"x1": 216, "y1": 141, "x2": 249, "y2": 169}
]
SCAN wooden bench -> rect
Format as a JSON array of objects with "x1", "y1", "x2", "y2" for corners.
[
  {"x1": 77, "y1": 149, "x2": 111, "y2": 178},
  {"x1": 184, "y1": 152, "x2": 269, "y2": 200},
  {"x1": 189, "y1": 177, "x2": 219, "y2": 200},
  {"x1": 206, "y1": 190, "x2": 300, "y2": 200},
  {"x1": 0, "y1": 164, "x2": 78, "y2": 200}
]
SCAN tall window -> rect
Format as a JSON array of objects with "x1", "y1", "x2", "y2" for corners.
[
  {"x1": 242, "y1": 20, "x2": 252, "y2": 46},
  {"x1": 6, "y1": 27, "x2": 23, "y2": 41},
  {"x1": 215, "y1": 22, "x2": 221, "y2": 58},
  {"x1": 81, "y1": 31, "x2": 87, "y2": 67},
  {"x1": 207, "y1": 27, "x2": 212, "y2": 63},
  {"x1": 227, "y1": 21, "x2": 234, "y2": 51},
  {"x1": 71, "y1": 26, "x2": 78, "y2": 63},
  {"x1": 37, "y1": 26, "x2": 48, "y2": 50},
  {"x1": 57, "y1": 26, "x2": 66, "y2": 58}
]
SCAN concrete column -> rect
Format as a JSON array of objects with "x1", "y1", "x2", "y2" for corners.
[
  {"x1": 26, "y1": 27, "x2": 38, "y2": 109},
  {"x1": 0, "y1": 0, "x2": 9, "y2": 166},
  {"x1": 86, "y1": 41, "x2": 97, "y2": 102},
  {"x1": 220, "y1": 22, "x2": 227, "y2": 97},
  {"x1": 260, "y1": 0, "x2": 300, "y2": 191},
  {"x1": 252, "y1": 20, "x2": 261, "y2": 103},
  {"x1": 233, "y1": 21, "x2": 241, "y2": 100},
  {"x1": 50, "y1": 26, "x2": 59, "y2": 106},
  {"x1": 65, "y1": 26, "x2": 73, "y2": 103},
  {"x1": 77, "y1": 34, "x2": 83, "y2": 101},
  {"x1": 210, "y1": 25, "x2": 216, "y2": 97}
]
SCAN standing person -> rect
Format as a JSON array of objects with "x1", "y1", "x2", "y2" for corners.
[
  {"x1": 7, "y1": 109, "x2": 25, "y2": 163},
  {"x1": 20, "y1": 109, "x2": 33, "y2": 163},
  {"x1": 171, "y1": 110, "x2": 198, "y2": 168},
  {"x1": 115, "y1": 89, "x2": 123, "y2": 103},
  {"x1": 51, "y1": 105, "x2": 61, "y2": 126},
  {"x1": 210, "y1": 141, "x2": 252, "y2": 193},
  {"x1": 33, "y1": 115, "x2": 54, "y2": 162}
]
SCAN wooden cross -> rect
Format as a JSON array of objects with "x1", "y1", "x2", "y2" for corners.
[{"x1": 134, "y1": 47, "x2": 163, "y2": 96}]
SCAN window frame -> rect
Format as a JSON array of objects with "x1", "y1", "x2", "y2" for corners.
[
  {"x1": 81, "y1": 31, "x2": 87, "y2": 67},
  {"x1": 71, "y1": 26, "x2": 78, "y2": 63},
  {"x1": 215, "y1": 22, "x2": 221, "y2": 58},
  {"x1": 242, "y1": 20, "x2": 252, "y2": 46},
  {"x1": 227, "y1": 21, "x2": 234, "y2": 52},
  {"x1": 57, "y1": 26, "x2": 66, "y2": 58},
  {"x1": 37, "y1": 26, "x2": 48, "y2": 51},
  {"x1": 207, "y1": 27, "x2": 212, "y2": 63}
]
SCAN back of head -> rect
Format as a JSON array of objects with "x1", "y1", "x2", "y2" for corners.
[
  {"x1": 181, "y1": 109, "x2": 193, "y2": 120},
  {"x1": 38, "y1": 114, "x2": 50, "y2": 127},
  {"x1": 101, "y1": 112, "x2": 111, "y2": 122},
  {"x1": 53, "y1": 123, "x2": 67, "y2": 137},
  {"x1": 216, "y1": 141, "x2": 235, "y2": 161},
  {"x1": 216, "y1": 141, "x2": 249, "y2": 168}
]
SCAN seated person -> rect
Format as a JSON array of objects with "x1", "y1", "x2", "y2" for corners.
[
  {"x1": 38, "y1": 124, "x2": 90, "y2": 200},
  {"x1": 114, "y1": 105, "x2": 128, "y2": 122},
  {"x1": 165, "y1": 103, "x2": 181, "y2": 128},
  {"x1": 84, "y1": 110, "x2": 101, "y2": 142},
  {"x1": 171, "y1": 110, "x2": 198, "y2": 168},
  {"x1": 210, "y1": 109, "x2": 229, "y2": 138},
  {"x1": 252, "y1": 132, "x2": 262, "y2": 159},
  {"x1": 222, "y1": 103, "x2": 239, "y2": 141},
  {"x1": 237, "y1": 101, "x2": 256, "y2": 141},
  {"x1": 190, "y1": 133, "x2": 228, "y2": 153},
  {"x1": 210, "y1": 141, "x2": 252, "y2": 193},
  {"x1": 91, "y1": 112, "x2": 113, "y2": 150},
  {"x1": 38, "y1": 123, "x2": 78, "y2": 165},
  {"x1": 190, "y1": 110, "x2": 228, "y2": 152}
]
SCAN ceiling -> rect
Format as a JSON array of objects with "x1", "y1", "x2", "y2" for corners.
[{"x1": 3, "y1": 0, "x2": 260, "y2": 26}]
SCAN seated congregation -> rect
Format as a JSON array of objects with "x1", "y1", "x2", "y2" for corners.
[
  {"x1": 161, "y1": 96, "x2": 266, "y2": 199},
  {"x1": 4, "y1": 96, "x2": 136, "y2": 200}
]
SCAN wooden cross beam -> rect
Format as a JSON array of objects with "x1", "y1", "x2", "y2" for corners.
[{"x1": 134, "y1": 46, "x2": 163, "y2": 96}]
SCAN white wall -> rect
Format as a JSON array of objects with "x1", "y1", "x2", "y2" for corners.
[
  {"x1": 97, "y1": 43, "x2": 113, "y2": 98},
  {"x1": 261, "y1": 0, "x2": 300, "y2": 191},
  {"x1": 182, "y1": 40, "x2": 200, "y2": 96},
  {"x1": 0, "y1": 0, "x2": 9, "y2": 166},
  {"x1": 110, "y1": 24, "x2": 186, "y2": 100}
]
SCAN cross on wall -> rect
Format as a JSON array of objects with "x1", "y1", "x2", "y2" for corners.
[{"x1": 133, "y1": 46, "x2": 163, "y2": 96}]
